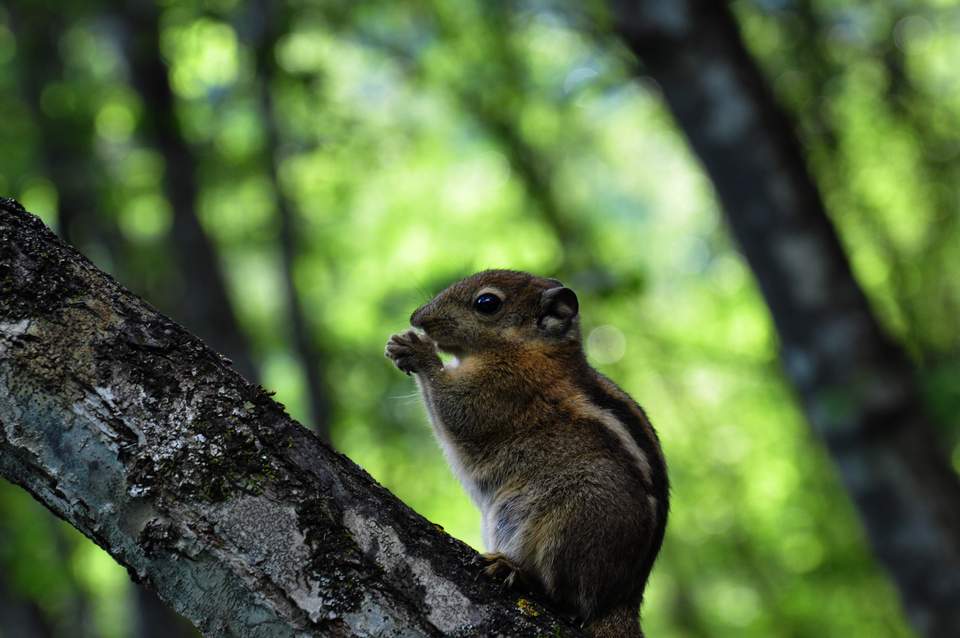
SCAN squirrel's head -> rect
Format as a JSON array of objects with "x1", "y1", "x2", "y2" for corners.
[{"x1": 410, "y1": 270, "x2": 581, "y2": 357}]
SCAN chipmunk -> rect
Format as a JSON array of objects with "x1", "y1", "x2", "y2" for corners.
[{"x1": 385, "y1": 270, "x2": 668, "y2": 638}]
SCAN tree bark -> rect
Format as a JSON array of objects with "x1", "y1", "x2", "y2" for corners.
[
  {"x1": 610, "y1": 2, "x2": 960, "y2": 636},
  {"x1": 0, "y1": 198, "x2": 580, "y2": 637}
]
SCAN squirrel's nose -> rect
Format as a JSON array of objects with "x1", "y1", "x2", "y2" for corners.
[
  {"x1": 411, "y1": 299, "x2": 440, "y2": 328},
  {"x1": 410, "y1": 306, "x2": 426, "y2": 327}
]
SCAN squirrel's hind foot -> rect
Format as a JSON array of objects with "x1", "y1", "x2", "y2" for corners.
[{"x1": 481, "y1": 552, "x2": 526, "y2": 589}]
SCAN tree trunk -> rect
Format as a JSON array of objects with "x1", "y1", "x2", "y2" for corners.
[
  {"x1": 6, "y1": 1, "x2": 101, "y2": 255},
  {"x1": 0, "y1": 198, "x2": 580, "y2": 637},
  {"x1": 247, "y1": 0, "x2": 333, "y2": 441},
  {"x1": 121, "y1": 0, "x2": 259, "y2": 383},
  {"x1": 610, "y1": 2, "x2": 960, "y2": 636},
  {"x1": 0, "y1": 573, "x2": 53, "y2": 638},
  {"x1": 135, "y1": 586, "x2": 200, "y2": 638}
]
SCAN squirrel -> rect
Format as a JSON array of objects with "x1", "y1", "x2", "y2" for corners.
[{"x1": 385, "y1": 270, "x2": 668, "y2": 638}]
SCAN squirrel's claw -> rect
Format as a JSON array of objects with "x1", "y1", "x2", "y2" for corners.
[
  {"x1": 385, "y1": 330, "x2": 440, "y2": 375},
  {"x1": 482, "y1": 552, "x2": 522, "y2": 590}
]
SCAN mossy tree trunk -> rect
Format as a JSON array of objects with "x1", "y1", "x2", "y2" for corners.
[{"x1": 0, "y1": 199, "x2": 581, "y2": 638}]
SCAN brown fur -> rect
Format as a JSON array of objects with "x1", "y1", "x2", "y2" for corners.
[{"x1": 385, "y1": 270, "x2": 668, "y2": 637}]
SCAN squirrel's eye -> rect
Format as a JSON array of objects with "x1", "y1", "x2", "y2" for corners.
[{"x1": 473, "y1": 293, "x2": 502, "y2": 315}]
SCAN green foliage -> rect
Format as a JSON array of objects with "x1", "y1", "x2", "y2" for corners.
[{"x1": 2, "y1": 0, "x2": 956, "y2": 636}]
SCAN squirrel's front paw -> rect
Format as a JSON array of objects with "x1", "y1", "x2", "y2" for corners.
[{"x1": 385, "y1": 330, "x2": 441, "y2": 376}]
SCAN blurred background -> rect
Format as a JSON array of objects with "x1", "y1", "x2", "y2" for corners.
[{"x1": 2, "y1": 0, "x2": 959, "y2": 637}]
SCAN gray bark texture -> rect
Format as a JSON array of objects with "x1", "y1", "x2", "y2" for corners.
[
  {"x1": 610, "y1": 2, "x2": 960, "y2": 637},
  {"x1": 0, "y1": 199, "x2": 582, "y2": 638}
]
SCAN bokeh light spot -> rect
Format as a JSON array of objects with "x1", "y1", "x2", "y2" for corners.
[
  {"x1": 96, "y1": 102, "x2": 136, "y2": 142},
  {"x1": 782, "y1": 532, "x2": 825, "y2": 574},
  {"x1": 894, "y1": 15, "x2": 932, "y2": 51},
  {"x1": 40, "y1": 82, "x2": 77, "y2": 118},
  {"x1": 587, "y1": 325, "x2": 626, "y2": 365},
  {"x1": 164, "y1": 19, "x2": 239, "y2": 99},
  {"x1": 703, "y1": 580, "x2": 761, "y2": 628},
  {"x1": 19, "y1": 178, "x2": 59, "y2": 229},
  {"x1": 118, "y1": 194, "x2": 173, "y2": 242}
]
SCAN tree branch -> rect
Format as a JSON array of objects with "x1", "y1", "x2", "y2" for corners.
[
  {"x1": 0, "y1": 198, "x2": 581, "y2": 637},
  {"x1": 610, "y1": 2, "x2": 960, "y2": 636}
]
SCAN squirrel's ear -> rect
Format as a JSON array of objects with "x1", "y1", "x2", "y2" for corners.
[{"x1": 539, "y1": 286, "x2": 579, "y2": 335}]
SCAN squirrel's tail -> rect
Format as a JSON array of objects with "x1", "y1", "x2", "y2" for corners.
[{"x1": 583, "y1": 605, "x2": 643, "y2": 638}]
